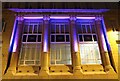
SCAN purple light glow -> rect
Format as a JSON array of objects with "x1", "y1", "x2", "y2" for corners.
[
  {"x1": 43, "y1": 40, "x2": 48, "y2": 52},
  {"x1": 9, "y1": 9, "x2": 109, "y2": 13},
  {"x1": 102, "y1": 32, "x2": 107, "y2": 52},
  {"x1": 9, "y1": 17, "x2": 17, "y2": 52},
  {"x1": 24, "y1": 17, "x2": 43, "y2": 19},
  {"x1": 101, "y1": 17, "x2": 111, "y2": 51},
  {"x1": 50, "y1": 17, "x2": 70, "y2": 19},
  {"x1": 76, "y1": 17, "x2": 95, "y2": 19},
  {"x1": 74, "y1": 40, "x2": 78, "y2": 52},
  {"x1": 13, "y1": 39, "x2": 17, "y2": 52}
]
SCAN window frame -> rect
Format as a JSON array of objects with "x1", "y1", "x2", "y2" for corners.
[
  {"x1": 76, "y1": 20, "x2": 102, "y2": 65},
  {"x1": 18, "y1": 19, "x2": 43, "y2": 66},
  {"x1": 50, "y1": 20, "x2": 72, "y2": 65}
]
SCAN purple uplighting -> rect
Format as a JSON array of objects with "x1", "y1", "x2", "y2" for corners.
[
  {"x1": 50, "y1": 16, "x2": 70, "y2": 19},
  {"x1": 102, "y1": 34, "x2": 107, "y2": 52},
  {"x1": 24, "y1": 17, "x2": 43, "y2": 19},
  {"x1": 9, "y1": 17, "x2": 17, "y2": 52},
  {"x1": 76, "y1": 17, "x2": 95, "y2": 19},
  {"x1": 9, "y1": 9, "x2": 109, "y2": 13},
  {"x1": 43, "y1": 40, "x2": 48, "y2": 52}
]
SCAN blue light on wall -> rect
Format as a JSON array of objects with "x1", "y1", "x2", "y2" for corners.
[
  {"x1": 101, "y1": 17, "x2": 111, "y2": 52},
  {"x1": 9, "y1": 17, "x2": 18, "y2": 53}
]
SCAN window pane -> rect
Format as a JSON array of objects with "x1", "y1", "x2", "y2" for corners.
[
  {"x1": 79, "y1": 35, "x2": 83, "y2": 42},
  {"x1": 80, "y1": 44, "x2": 102, "y2": 64},
  {"x1": 82, "y1": 25, "x2": 86, "y2": 33},
  {"x1": 91, "y1": 25, "x2": 96, "y2": 33},
  {"x1": 29, "y1": 25, "x2": 33, "y2": 33},
  {"x1": 51, "y1": 24, "x2": 55, "y2": 33},
  {"x1": 77, "y1": 25, "x2": 82, "y2": 33},
  {"x1": 66, "y1": 35, "x2": 70, "y2": 42},
  {"x1": 38, "y1": 35, "x2": 41, "y2": 42},
  {"x1": 50, "y1": 44, "x2": 71, "y2": 65},
  {"x1": 84, "y1": 35, "x2": 92, "y2": 41},
  {"x1": 38, "y1": 24, "x2": 42, "y2": 33},
  {"x1": 22, "y1": 35, "x2": 27, "y2": 42},
  {"x1": 51, "y1": 35, "x2": 55, "y2": 42},
  {"x1": 56, "y1": 35, "x2": 65, "y2": 42},
  {"x1": 65, "y1": 24, "x2": 69, "y2": 33},
  {"x1": 33, "y1": 25, "x2": 38, "y2": 33},
  {"x1": 23, "y1": 25, "x2": 28, "y2": 34},
  {"x1": 61, "y1": 25, "x2": 65, "y2": 33},
  {"x1": 93, "y1": 35, "x2": 97, "y2": 41},
  {"x1": 56, "y1": 25, "x2": 59, "y2": 33},
  {"x1": 27, "y1": 35, "x2": 37, "y2": 42},
  {"x1": 86, "y1": 25, "x2": 91, "y2": 33}
]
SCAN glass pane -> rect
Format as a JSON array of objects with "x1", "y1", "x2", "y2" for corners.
[
  {"x1": 56, "y1": 25, "x2": 59, "y2": 33},
  {"x1": 19, "y1": 61, "x2": 24, "y2": 65},
  {"x1": 51, "y1": 35, "x2": 55, "y2": 42},
  {"x1": 61, "y1": 25, "x2": 65, "y2": 33},
  {"x1": 66, "y1": 35, "x2": 70, "y2": 42},
  {"x1": 84, "y1": 35, "x2": 92, "y2": 41},
  {"x1": 56, "y1": 35, "x2": 65, "y2": 42},
  {"x1": 86, "y1": 25, "x2": 91, "y2": 33},
  {"x1": 79, "y1": 35, "x2": 83, "y2": 42},
  {"x1": 51, "y1": 24, "x2": 55, "y2": 33},
  {"x1": 22, "y1": 35, "x2": 27, "y2": 42},
  {"x1": 25, "y1": 45, "x2": 30, "y2": 60},
  {"x1": 23, "y1": 25, "x2": 28, "y2": 34},
  {"x1": 36, "y1": 44, "x2": 41, "y2": 60},
  {"x1": 38, "y1": 35, "x2": 41, "y2": 42},
  {"x1": 27, "y1": 35, "x2": 37, "y2": 42},
  {"x1": 20, "y1": 45, "x2": 26, "y2": 60},
  {"x1": 25, "y1": 61, "x2": 34, "y2": 64},
  {"x1": 29, "y1": 25, "x2": 33, "y2": 33},
  {"x1": 38, "y1": 24, "x2": 42, "y2": 33},
  {"x1": 56, "y1": 48, "x2": 60, "y2": 60},
  {"x1": 91, "y1": 25, "x2": 96, "y2": 33},
  {"x1": 80, "y1": 44, "x2": 101, "y2": 64},
  {"x1": 33, "y1": 25, "x2": 38, "y2": 33},
  {"x1": 65, "y1": 24, "x2": 69, "y2": 33},
  {"x1": 31, "y1": 45, "x2": 35, "y2": 60},
  {"x1": 50, "y1": 44, "x2": 71, "y2": 65},
  {"x1": 77, "y1": 24, "x2": 82, "y2": 33},
  {"x1": 82, "y1": 25, "x2": 86, "y2": 33},
  {"x1": 93, "y1": 35, "x2": 97, "y2": 41}
]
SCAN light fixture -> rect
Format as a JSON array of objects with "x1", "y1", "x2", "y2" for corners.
[
  {"x1": 76, "y1": 17, "x2": 95, "y2": 19},
  {"x1": 23, "y1": 17, "x2": 43, "y2": 19},
  {"x1": 50, "y1": 16, "x2": 70, "y2": 19}
]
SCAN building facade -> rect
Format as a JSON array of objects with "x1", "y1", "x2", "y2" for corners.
[{"x1": 2, "y1": 2, "x2": 119, "y2": 79}]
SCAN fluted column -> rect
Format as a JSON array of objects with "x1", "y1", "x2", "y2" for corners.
[
  {"x1": 39, "y1": 15, "x2": 50, "y2": 76},
  {"x1": 70, "y1": 15, "x2": 82, "y2": 75},
  {"x1": 7, "y1": 15, "x2": 24, "y2": 75},
  {"x1": 95, "y1": 16, "x2": 114, "y2": 73}
]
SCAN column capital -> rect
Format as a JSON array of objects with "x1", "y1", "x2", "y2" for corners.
[
  {"x1": 43, "y1": 15, "x2": 50, "y2": 21},
  {"x1": 17, "y1": 16, "x2": 24, "y2": 21},
  {"x1": 70, "y1": 15, "x2": 76, "y2": 21},
  {"x1": 95, "y1": 16, "x2": 102, "y2": 21}
]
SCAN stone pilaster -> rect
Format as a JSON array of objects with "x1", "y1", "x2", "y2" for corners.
[
  {"x1": 70, "y1": 15, "x2": 82, "y2": 75},
  {"x1": 6, "y1": 16, "x2": 24, "y2": 75},
  {"x1": 39, "y1": 15, "x2": 50, "y2": 76},
  {"x1": 95, "y1": 16, "x2": 114, "y2": 73}
]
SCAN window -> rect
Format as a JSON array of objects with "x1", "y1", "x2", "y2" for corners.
[
  {"x1": 77, "y1": 21, "x2": 102, "y2": 64},
  {"x1": 18, "y1": 19, "x2": 42, "y2": 65},
  {"x1": 50, "y1": 21, "x2": 71, "y2": 65}
]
